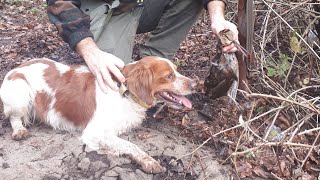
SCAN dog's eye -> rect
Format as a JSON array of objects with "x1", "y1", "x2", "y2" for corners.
[{"x1": 166, "y1": 74, "x2": 173, "y2": 80}]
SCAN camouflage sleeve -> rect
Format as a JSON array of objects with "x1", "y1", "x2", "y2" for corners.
[
  {"x1": 46, "y1": 0, "x2": 94, "y2": 50},
  {"x1": 202, "y1": 0, "x2": 227, "y2": 10}
]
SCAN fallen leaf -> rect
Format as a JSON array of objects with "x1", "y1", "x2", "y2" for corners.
[
  {"x1": 0, "y1": 23, "x2": 7, "y2": 30},
  {"x1": 280, "y1": 161, "x2": 290, "y2": 177},
  {"x1": 253, "y1": 166, "x2": 272, "y2": 179},
  {"x1": 305, "y1": 161, "x2": 312, "y2": 172},
  {"x1": 181, "y1": 114, "x2": 190, "y2": 126},
  {"x1": 7, "y1": 53, "x2": 17, "y2": 59},
  {"x1": 260, "y1": 156, "x2": 277, "y2": 171},
  {"x1": 293, "y1": 168, "x2": 303, "y2": 179},
  {"x1": 237, "y1": 162, "x2": 253, "y2": 178},
  {"x1": 135, "y1": 131, "x2": 156, "y2": 140},
  {"x1": 303, "y1": 78, "x2": 310, "y2": 85},
  {"x1": 309, "y1": 153, "x2": 318, "y2": 165},
  {"x1": 290, "y1": 35, "x2": 302, "y2": 54},
  {"x1": 301, "y1": 172, "x2": 316, "y2": 180},
  {"x1": 278, "y1": 115, "x2": 290, "y2": 129}
]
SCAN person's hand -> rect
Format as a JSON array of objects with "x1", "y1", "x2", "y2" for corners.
[
  {"x1": 207, "y1": 0, "x2": 239, "y2": 53},
  {"x1": 76, "y1": 37, "x2": 125, "y2": 93},
  {"x1": 84, "y1": 49, "x2": 125, "y2": 93},
  {"x1": 211, "y1": 17, "x2": 239, "y2": 53}
]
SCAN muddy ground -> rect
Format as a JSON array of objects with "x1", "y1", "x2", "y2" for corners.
[
  {"x1": 0, "y1": 117, "x2": 231, "y2": 180},
  {"x1": 0, "y1": 2, "x2": 239, "y2": 180}
]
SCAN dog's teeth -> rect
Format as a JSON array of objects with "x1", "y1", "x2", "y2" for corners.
[{"x1": 179, "y1": 100, "x2": 182, "y2": 104}]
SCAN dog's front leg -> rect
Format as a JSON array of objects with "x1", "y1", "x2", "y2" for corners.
[{"x1": 83, "y1": 134, "x2": 165, "y2": 174}]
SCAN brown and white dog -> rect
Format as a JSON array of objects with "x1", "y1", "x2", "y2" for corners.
[{"x1": 0, "y1": 56, "x2": 195, "y2": 173}]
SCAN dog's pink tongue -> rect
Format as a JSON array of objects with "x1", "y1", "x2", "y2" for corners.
[{"x1": 179, "y1": 96, "x2": 192, "y2": 109}]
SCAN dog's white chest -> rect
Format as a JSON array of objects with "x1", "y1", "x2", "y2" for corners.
[{"x1": 87, "y1": 85, "x2": 146, "y2": 135}]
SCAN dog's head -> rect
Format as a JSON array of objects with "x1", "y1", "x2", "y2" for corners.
[{"x1": 122, "y1": 56, "x2": 195, "y2": 109}]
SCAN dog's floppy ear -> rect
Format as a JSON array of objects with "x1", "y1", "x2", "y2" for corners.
[{"x1": 122, "y1": 63, "x2": 154, "y2": 106}]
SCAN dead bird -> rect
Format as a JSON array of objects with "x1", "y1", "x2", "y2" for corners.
[{"x1": 205, "y1": 29, "x2": 239, "y2": 100}]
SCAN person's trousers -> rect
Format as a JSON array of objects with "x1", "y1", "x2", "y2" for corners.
[{"x1": 80, "y1": 0, "x2": 203, "y2": 64}]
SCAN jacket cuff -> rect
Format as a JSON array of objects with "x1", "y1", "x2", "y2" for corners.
[
  {"x1": 68, "y1": 30, "x2": 94, "y2": 50},
  {"x1": 203, "y1": 0, "x2": 227, "y2": 10}
]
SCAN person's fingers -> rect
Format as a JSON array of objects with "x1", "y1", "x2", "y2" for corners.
[
  {"x1": 223, "y1": 44, "x2": 237, "y2": 53},
  {"x1": 100, "y1": 67, "x2": 118, "y2": 91},
  {"x1": 229, "y1": 47, "x2": 238, "y2": 53},
  {"x1": 112, "y1": 57, "x2": 125, "y2": 70},
  {"x1": 222, "y1": 46, "x2": 232, "y2": 52},
  {"x1": 96, "y1": 72, "x2": 109, "y2": 94},
  {"x1": 227, "y1": 24, "x2": 239, "y2": 43},
  {"x1": 108, "y1": 64, "x2": 125, "y2": 83},
  {"x1": 229, "y1": 25, "x2": 238, "y2": 36},
  {"x1": 223, "y1": 43, "x2": 233, "y2": 51}
]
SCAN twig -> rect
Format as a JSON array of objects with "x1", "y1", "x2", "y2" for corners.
[
  {"x1": 261, "y1": 0, "x2": 320, "y2": 60},
  {"x1": 248, "y1": 125, "x2": 267, "y2": 142},
  {"x1": 257, "y1": 142, "x2": 315, "y2": 148},
  {"x1": 263, "y1": 105, "x2": 284, "y2": 140},
  {"x1": 287, "y1": 113, "x2": 315, "y2": 142},
  {"x1": 185, "y1": 150, "x2": 195, "y2": 178},
  {"x1": 288, "y1": 85, "x2": 320, "y2": 98},
  {"x1": 175, "y1": 107, "x2": 283, "y2": 161},
  {"x1": 300, "y1": 132, "x2": 320, "y2": 168},
  {"x1": 259, "y1": 1, "x2": 273, "y2": 73},
  {"x1": 195, "y1": 152, "x2": 208, "y2": 180},
  {"x1": 279, "y1": 0, "x2": 309, "y2": 17},
  {"x1": 291, "y1": 148, "x2": 303, "y2": 163},
  {"x1": 271, "y1": 172, "x2": 283, "y2": 180},
  {"x1": 233, "y1": 128, "x2": 246, "y2": 177},
  {"x1": 298, "y1": 126, "x2": 320, "y2": 136},
  {"x1": 273, "y1": 145, "x2": 285, "y2": 178},
  {"x1": 153, "y1": 103, "x2": 166, "y2": 118},
  {"x1": 231, "y1": 142, "x2": 315, "y2": 156},
  {"x1": 284, "y1": 17, "x2": 320, "y2": 87},
  {"x1": 246, "y1": 93, "x2": 320, "y2": 114}
]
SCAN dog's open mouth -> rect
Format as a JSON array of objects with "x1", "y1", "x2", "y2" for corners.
[{"x1": 157, "y1": 91, "x2": 192, "y2": 109}]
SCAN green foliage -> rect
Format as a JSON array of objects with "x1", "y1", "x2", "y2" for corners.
[
  {"x1": 31, "y1": 7, "x2": 39, "y2": 15},
  {"x1": 266, "y1": 53, "x2": 290, "y2": 78},
  {"x1": 12, "y1": 0, "x2": 22, "y2": 6},
  {"x1": 266, "y1": 67, "x2": 277, "y2": 77},
  {"x1": 42, "y1": 3, "x2": 48, "y2": 9}
]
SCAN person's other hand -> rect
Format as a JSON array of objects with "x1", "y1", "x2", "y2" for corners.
[
  {"x1": 76, "y1": 38, "x2": 125, "y2": 93},
  {"x1": 207, "y1": 1, "x2": 239, "y2": 53},
  {"x1": 211, "y1": 18, "x2": 239, "y2": 53}
]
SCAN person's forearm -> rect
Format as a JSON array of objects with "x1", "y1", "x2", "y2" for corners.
[
  {"x1": 207, "y1": 1, "x2": 226, "y2": 22},
  {"x1": 46, "y1": 0, "x2": 93, "y2": 50},
  {"x1": 75, "y1": 37, "x2": 100, "y2": 60}
]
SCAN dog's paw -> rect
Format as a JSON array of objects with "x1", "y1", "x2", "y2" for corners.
[
  {"x1": 12, "y1": 128, "x2": 30, "y2": 140},
  {"x1": 140, "y1": 156, "x2": 166, "y2": 174}
]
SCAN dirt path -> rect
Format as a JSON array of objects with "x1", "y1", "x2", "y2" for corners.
[{"x1": 0, "y1": 116, "x2": 231, "y2": 180}]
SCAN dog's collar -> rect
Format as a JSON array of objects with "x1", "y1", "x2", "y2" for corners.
[{"x1": 118, "y1": 83, "x2": 151, "y2": 109}]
